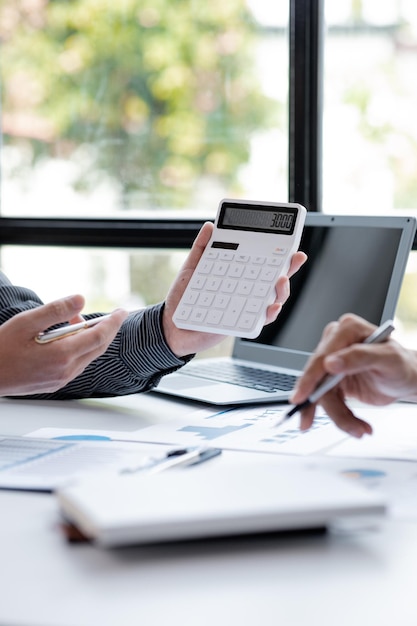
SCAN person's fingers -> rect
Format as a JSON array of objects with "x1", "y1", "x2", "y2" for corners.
[
  {"x1": 275, "y1": 275, "x2": 290, "y2": 305},
  {"x1": 298, "y1": 404, "x2": 317, "y2": 431},
  {"x1": 60, "y1": 309, "x2": 128, "y2": 357},
  {"x1": 319, "y1": 391, "x2": 373, "y2": 438},
  {"x1": 298, "y1": 388, "x2": 373, "y2": 438},
  {"x1": 26, "y1": 295, "x2": 86, "y2": 337},
  {"x1": 290, "y1": 316, "x2": 377, "y2": 404},
  {"x1": 287, "y1": 251, "x2": 307, "y2": 278},
  {"x1": 264, "y1": 276, "x2": 288, "y2": 323},
  {"x1": 264, "y1": 302, "x2": 283, "y2": 325},
  {"x1": 323, "y1": 342, "x2": 391, "y2": 377},
  {"x1": 290, "y1": 355, "x2": 328, "y2": 404},
  {"x1": 36, "y1": 310, "x2": 129, "y2": 391},
  {"x1": 264, "y1": 252, "x2": 307, "y2": 323},
  {"x1": 322, "y1": 314, "x2": 376, "y2": 352}
]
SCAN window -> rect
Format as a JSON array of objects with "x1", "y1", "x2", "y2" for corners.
[
  {"x1": 323, "y1": 1, "x2": 417, "y2": 345},
  {"x1": 323, "y1": 1, "x2": 417, "y2": 215},
  {"x1": 1, "y1": 0, "x2": 290, "y2": 218}
]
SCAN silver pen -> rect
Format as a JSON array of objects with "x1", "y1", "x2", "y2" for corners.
[
  {"x1": 35, "y1": 315, "x2": 113, "y2": 344},
  {"x1": 120, "y1": 447, "x2": 222, "y2": 475},
  {"x1": 276, "y1": 319, "x2": 395, "y2": 426}
]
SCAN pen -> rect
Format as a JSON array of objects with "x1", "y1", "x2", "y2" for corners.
[
  {"x1": 276, "y1": 319, "x2": 395, "y2": 426},
  {"x1": 120, "y1": 446, "x2": 222, "y2": 475},
  {"x1": 35, "y1": 314, "x2": 113, "y2": 344}
]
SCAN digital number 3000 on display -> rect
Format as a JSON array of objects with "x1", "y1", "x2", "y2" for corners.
[{"x1": 173, "y1": 199, "x2": 307, "y2": 339}]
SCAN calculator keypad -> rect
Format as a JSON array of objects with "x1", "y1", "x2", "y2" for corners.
[{"x1": 174, "y1": 248, "x2": 287, "y2": 337}]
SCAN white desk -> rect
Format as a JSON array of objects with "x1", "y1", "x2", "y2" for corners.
[{"x1": 1, "y1": 395, "x2": 417, "y2": 626}]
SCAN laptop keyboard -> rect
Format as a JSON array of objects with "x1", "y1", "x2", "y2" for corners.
[{"x1": 182, "y1": 362, "x2": 297, "y2": 393}]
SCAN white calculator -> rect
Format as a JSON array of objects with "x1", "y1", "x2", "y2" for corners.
[{"x1": 173, "y1": 199, "x2": 306, "y2": 338}]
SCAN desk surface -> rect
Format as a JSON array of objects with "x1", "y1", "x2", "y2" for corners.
[{"x1": 1, "y1": 395, "x2": 417, "y2": 626}]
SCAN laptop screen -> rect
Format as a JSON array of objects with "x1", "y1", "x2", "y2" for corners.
[{"x1": 237, "y1": 213, "x2": 416, "y2": 367}]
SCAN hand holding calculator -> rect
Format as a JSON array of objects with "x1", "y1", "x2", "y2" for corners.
[{"x1": 173, "y1": 199, "x2": 306, "y2": 339}]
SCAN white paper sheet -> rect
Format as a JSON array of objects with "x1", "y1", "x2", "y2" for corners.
[
  {"x1": 327, "y1": 403, "x2": 417, "y2": 461},
  {"x1": 29, "y1": 402, "x2": 417, "y2": 460},
  {"x1": 29, "y1": 404, "x2": 348, "y2": 455}
]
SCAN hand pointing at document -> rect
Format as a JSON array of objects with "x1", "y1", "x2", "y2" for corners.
[{"x1": 289, "y1": 313, "x2": 417, "y2": 438}]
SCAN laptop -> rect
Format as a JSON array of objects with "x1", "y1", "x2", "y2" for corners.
[
  {"x1": 155, "y1": 213, "x2": 416, "y2": 405},
  {"x1": 56, "y1": 461, "x2": 386, "y2": 547}
]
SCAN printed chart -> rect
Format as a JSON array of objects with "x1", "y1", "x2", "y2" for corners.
[{"x1": 132, "y1": 405, "x2": 348, "y2": 455}]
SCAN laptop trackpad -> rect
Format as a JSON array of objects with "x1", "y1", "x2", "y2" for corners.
[{"x1": 158, "y1": 375, "x2": 218, "y2": 390}]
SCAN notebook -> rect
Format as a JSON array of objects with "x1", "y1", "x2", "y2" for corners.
[
  {"x1": 155, "y1": 213, "x2": 416, "y2": 405},
  {"x1": 56, "y1": 462, "x2": 386, "y2": 547}
]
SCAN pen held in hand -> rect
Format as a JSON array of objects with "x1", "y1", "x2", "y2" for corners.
[
  {"x1": 35, "y1": 314, "x2": 113, "y2": 344},
  {"x1": 275, "y1": 319, "x2": 395, "y2": 427}
]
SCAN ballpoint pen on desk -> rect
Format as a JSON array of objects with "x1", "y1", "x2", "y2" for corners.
[
  {"x1": 120, "y1": 446, "x2": 222, "y2": 475},
  {"x1": 275, "y1": 319, "x2": 395, "y2": 427}
]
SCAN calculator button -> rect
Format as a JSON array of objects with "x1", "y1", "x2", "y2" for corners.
[
  {"x1": 213, "y1": 262, "x2": 228, "y2": 276},
  {"x1": 252, "y1": 256, "x2": 266, "y2": 264},
  {"x1": 253, "y1": 283, "x2": 269, "y2": 297},
  {"x1": 213, "y1": 294, "x2": 230, "y2": 308},
  {"x1": 190, "y1": 309, "x2": 207, "y2": 323},
  {"x1": 205, "y1": 277, "x2": 222, "y2": 291},
  {"x1": 219, "y1": 251, "x2": 234, "y2": 261},
  {"x1": 237, "y1": 312, "x2": 257, "y2": 330},
  {"x1": 243, "y1": 266, "x2": 261, "y2": 280},
  {"x1": 222, "y1": 296, "x2": 245, "y2": 327},
  {"x1": 191, "y1": 276, "x2": 207, "y2": 289},
  {"x1": 260, "y1": 267, "x2": 277, "y2": 282},
  {"x1": 221, "y1": 279, "x2": 237, "y2": 294},
  {"x1": 198, "y1": 260, "x2": 214, "y2": 274},
  {"x1": 236, "y1": 281, "x2": 253, "y2": 296},
  {"x1": 273, "y1": 246, "x2": 288, "y2": 255},
  {"x1": 175, "y1": 306, "x2": 192, "y2": 321},
  {"x1": 245, "y1": 298, "x2": 263, "y2": 314},
  {"x1": 206, "y1": 250, "x2": 219, "y2": 260},
  {"x1": 235, "y1": 254, "x2": 249, "y2": 263},
  {"x1": 268, "y1": 257, "x2": 284, "y2": 267},
  {"x1": 182, "y1": 290, "x2": 199, "y2": 305},
  {"x1": 206, "y1": 310, "x2": 224, "y2": 325},
  {"x1": 228, "y1": 264, "x2": 245, "y2": 278},
  {"x1": 197, "y1": 293, "x2": 215, "y2": 307}
]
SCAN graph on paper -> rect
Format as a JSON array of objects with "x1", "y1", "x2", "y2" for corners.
[{"x1": 132, "y1": 405, "x2": 348, "y2": 455}]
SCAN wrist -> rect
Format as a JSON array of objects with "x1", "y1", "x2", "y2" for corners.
[{"x1": 161, "y1": 303, "x2": 187, "y2": 358}]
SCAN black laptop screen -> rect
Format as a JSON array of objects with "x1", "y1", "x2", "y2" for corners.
[{"x1": 247, "y1": 222, "x2": 404, "y2": 354}]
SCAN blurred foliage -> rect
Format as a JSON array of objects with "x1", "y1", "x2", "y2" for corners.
[
  {"x1": 0, "y1": 0, "x2": 277, "y2": 210},
  {"x1": 129, "y1": 250, "x2": 180, "y2": 306},
  {"x1": 396, "y1": 269, "x2": 417, "y2": 327}
]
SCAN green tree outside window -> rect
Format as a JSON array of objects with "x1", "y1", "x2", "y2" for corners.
[{"x1": 0, "y1": 0, "x2": 279, "y2": 211}]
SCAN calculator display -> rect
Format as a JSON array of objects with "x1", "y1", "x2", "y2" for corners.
[{"x1": 219, "y1": 203, "x2": 298, "y2": 235}]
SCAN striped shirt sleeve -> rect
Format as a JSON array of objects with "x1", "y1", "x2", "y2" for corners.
[{"x1": 0, "y1": 271, "x2": 194, "y2": 400}]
